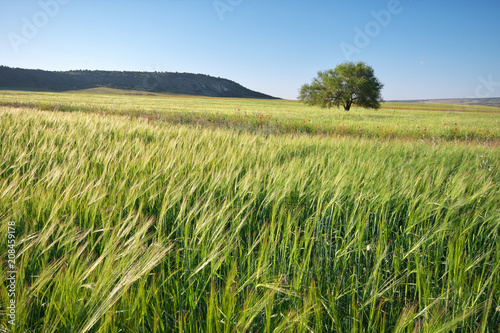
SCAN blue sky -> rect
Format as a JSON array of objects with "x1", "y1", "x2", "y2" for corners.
[{"x1": 1, "y1": 0, "x2": 499, "y2": 100}]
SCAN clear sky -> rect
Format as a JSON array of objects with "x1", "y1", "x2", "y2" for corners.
[{"x1": 1, "y1": 0, "x2": 499, "y2": 100}]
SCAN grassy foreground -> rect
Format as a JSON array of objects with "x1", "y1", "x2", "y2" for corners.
[{"x1": 1, "y1": 92, "x2": 500, "y2": 332}]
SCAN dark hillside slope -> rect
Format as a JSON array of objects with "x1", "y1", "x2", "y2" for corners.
[{"x1": 0, "y1": 66, "x2": 278, "y2": 99}]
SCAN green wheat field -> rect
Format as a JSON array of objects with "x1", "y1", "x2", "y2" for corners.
[{"x1": 1, "y1": 89, "x2": 500, "y2": 332}]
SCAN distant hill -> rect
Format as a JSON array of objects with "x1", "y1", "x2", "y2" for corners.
[
  {"x1": 0, "y1": 66, "x2": 278, "y2": 99},
  {"x1": 390, "y1": 98, "x2": 500, "y2": 108}
]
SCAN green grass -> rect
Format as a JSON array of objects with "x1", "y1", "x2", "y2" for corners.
[
  {"x1": 0, "y1": 89, "x2": 499, "y2": 143},
  {"x1": 0, "y1": 91, "x2": 500, "y2": 332}
]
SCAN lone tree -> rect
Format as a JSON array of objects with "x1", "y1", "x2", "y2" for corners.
[{"x1": 299, "y1": 61, "x2": 383, "y2": 111}]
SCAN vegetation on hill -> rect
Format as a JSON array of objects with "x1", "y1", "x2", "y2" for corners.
[{"x1": 0, "y1": 66, "x2": 277, "y2": 99}]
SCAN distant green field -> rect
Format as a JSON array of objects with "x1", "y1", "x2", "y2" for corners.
[
  {"x1": 0, "y1": 89, "x2": 498, "y2": 143},
  {"x1": 1, "y1": 90, "x2": 499, "y2": 332}
]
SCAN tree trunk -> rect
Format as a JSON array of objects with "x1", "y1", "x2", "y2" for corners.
[{"x1": 344, "y1": 100, "x2": 352, "y2": 111}]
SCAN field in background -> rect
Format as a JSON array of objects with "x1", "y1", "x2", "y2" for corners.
[
  {"x1": 401, "y1": 98, "x2": 500, "y2": 108},
  {"x1": 1, "y1": 90, "x2": 499, "y2": 332},
  {"x1": 0, "y1": 89, "x2": 499, "y2": 143}
]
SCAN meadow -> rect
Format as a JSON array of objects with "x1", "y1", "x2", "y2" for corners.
[
  {"x1": 0, "y1": 88, "x2": 499, "y2": 143},
  {"x1": 1, "y1": 89, "x2": 499, "y2": 332}
]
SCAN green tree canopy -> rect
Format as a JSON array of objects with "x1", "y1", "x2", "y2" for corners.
[{"x1": 299, "y1": 61, "x2": 383, "y2": 111}]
